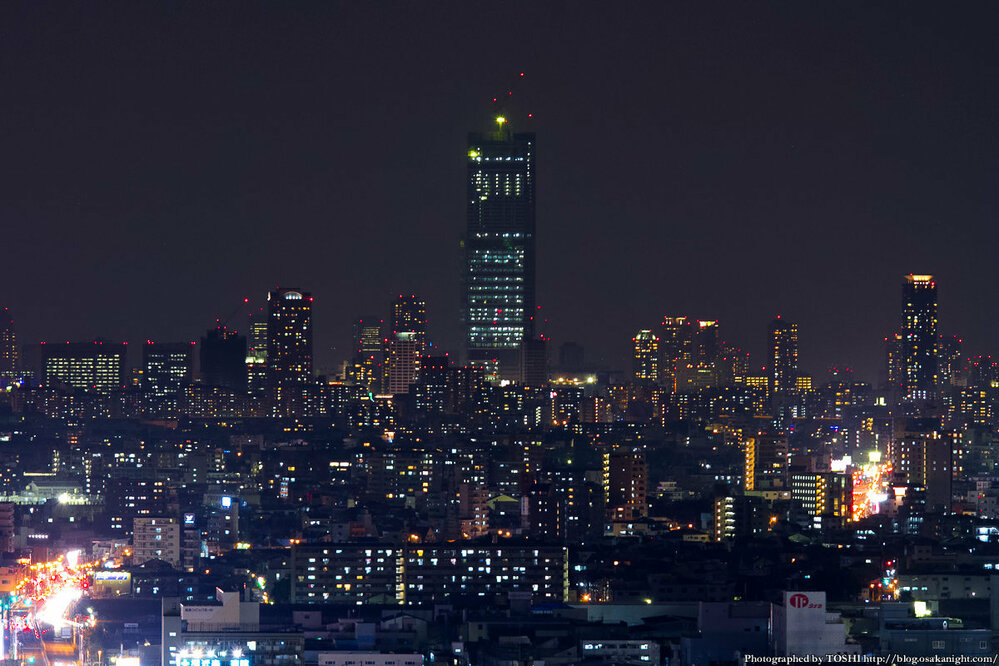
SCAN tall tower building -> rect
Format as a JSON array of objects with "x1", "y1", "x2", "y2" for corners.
[
  {"x1": 200, "y1": 325, "x2": 247, "y2": 392},
  {"x1": 901, "y1": 274, "x2": 938, "y2": 401},
  {"x1": 351, "y1": 316, "x2": 383, "y2": 392},
  {"x1": 463, "y1": 118, "x2": 536, "y2": 381},
  {"x1": 383, "y1": 295, "x2": 428, "y2": 396},
  {"x1": 266, "y1": 288, "x2": 313, "y2": 415},
  {"x1": 769, "y1": 316, "x2": 799, "y2": 396},
  {"x1": 632, "y1": 330, "x2": 659, "y2": 384},
  {"x1": 693, "y1": 320, "x2": 720, "y2": 365},
  {"x1": 391, "y1": 295, "x2": 427, "y2": 353},
  {"x1": 660, "y1": 316, "x2": 692, "y2": 391},
  {"x1": 883, "y1": 333, "x2": 904, "y2": 393},
  {"x1": 246, "y1": 312, "x2": 269, "y2": 405},
  {"x1": 936, "y1": 335, "x2": 962, "y2": 389},
  {"x1": 0, "y1": 307, "x2": 16, "y2": 375},
  {"x1": 384, "y1": 333, "x2": 422, "y2": 396}
]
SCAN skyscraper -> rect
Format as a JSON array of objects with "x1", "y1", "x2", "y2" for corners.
[
  {"x1": 200, "y1": 325, "x2": 248, "y2": 392},
  {"x1": 384, "y1": 333, "x2": 422, "y2": 396},
  {"x1": 266, "y1": 287, "x2": 313, "y2": 414},
  {"x1": 882, "y1": 332, "x2": 904, "y2": 393},
  {"x1": 142, "y1": 342, "x2": 193, "y2": 397},
  {"x1": 391, "y1": 295, "x2": 427, "y2": 353},
  {"x1": 901, "y1": 274, "x2": 938, "y2": 401},
  {"x1": 0, "y1": 307, "x2": 16, "y2": 375},
  {"x1": 463, "y1": 118, "x2": 536, "y2": 381},
  {"x1": 660, "y1": 316, "x2": 692, "y2": 391},
  {"x1": 936, "y1": 334, "x2": 962, "y2": 389},
  {"x1": 351, "y1": 316, "x2": 383, "y2": 392},
  {"x1": 769, "y1": 316, "x2": 798, "y2": 396},
  {"x1": 42, "y1": 341, "x2": 126, "y2": 393},
  {"x1": 382, "y1": 295, "x2": 428, "y2": 396},
  {"x1": 632, "y1": 330, "x2": 659, "y2": 384},
  {"x1": 246, "y1": 312, "x2": 269, "y2": 407}
]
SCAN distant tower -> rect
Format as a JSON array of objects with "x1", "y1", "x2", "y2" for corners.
[
  {"x1": 769, "y1": 317, "x2": 799, "y2": 396},
  {"x1": 0, "y1": 308, "x2": 16, "y2": 375},
  {"x1": 266, "y1": 288, "x2": 314, "y2": 414},
  {"x1": 463, "y1": 117, "x2": 536, "y2": 382},
  {"x1": 383, "y1": 295, "x2": 428, "y2": 396},
  {"x1": 42, "y1": 341, "x2": 126, "y2": 393},
  {"x1": 901, "y1": 275, "x2": 938, "y2": 401},
  {"x1": 632, "y1": 330, "x2": 659, "y2": 384},
  {"x1": 936, "y1": 335, "x2": 962, "y2": 389},
  {"x1": 883, "y1": 333, "x2": 904, "y2": 393},
  {"x1": 200, "y1": 326, "x2": 248, "y2": 392},
  {"x1": 384, "y1": 333, "x2": 422, "y2": 396},
  {"x1": 693, "y1": 320, "x2": 720, "y2": 365},
  {"x1": 352, "y1": 316, "x2": 384, "y2": 392},
  {"x1": 391, "y1": 295, "x2": 427, "y2": 354},
  {"x1": 660, "y1": 316, "x2": 692, "y2": 391},
  {"x1": 142, "y1": 342, "x2": 193, "y2": 397},
  {"x1": 246, "y1": 311, "x2": 269, "y2": 404}
]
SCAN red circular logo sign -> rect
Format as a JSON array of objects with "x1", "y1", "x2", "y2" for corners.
[{"x1": 789, "y1": 593, "x2": 809, "y2": 608}]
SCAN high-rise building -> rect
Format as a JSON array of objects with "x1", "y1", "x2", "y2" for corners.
[
  {"x1": 200, "y1": 326, "x2": 247, "y2": 392},
  {"x1": 391, "y1": 295, "x2": 427, "y2": 353},
  {"x1": 660, "y1": 316, "x2": 692, "y2": 391},
  {"x1": 883, "y1": 332, "x2": 904, "y2": 393},
  {"x1": 744, "y1": 433, "x2": 788, "y2": 491},
  {"x1": 246, "y1": 312, "x2": 268, "y2": 404},
  {"x1": 351, "y1": 316, "x2": 383, "y2": 391},
  {"x1": 892, "y1": 419, "x2": 955, "y2": 514},
  {"x1": 693, "y1": 320, "x2": 720, "y2": 365},
  {"x1": 602, "y1": 448, "x2": 647, "y2": 524},
  {"x1": 142, "y1": 342, "x2": 193, "y2": 397},
  {"x1": 414, "y1": 356, "x2": 484, "y2": 414},
  {"x1": 0, "y1": 308, "x2": 16, "y2": 375},
  {"x1": 937, "y1": 334, "x2": 962, "y2": 389},
  {"x1": 266, "y1": 288, "x2": 313, "y2": 415},
  {"x1": 769, "y1": 317, "x2": 798, "y2": 396},
  {"x1": 633, "y1": 330, "x2": 659, "y2": 384},
  {"x1": 520, "y1": 337, "x2": 548, "y2": 386},
  {"x1": 790, "y1": 472, "x2": 853, "y2": 528},
  {"x1": 901, "y1": 274, "x2": 938, "y2": 401},
  {"x1": 41, "y1": 341, "x2": 126, "y2": 393},
  {"x1": 382, "y1": 296, "x2": 428, "y2": 396},
  {"x1": 463, "y1": 118, "x2": 536, "y2": 381},
  {"x1": 384, "y1": 333, "x2": 422, "y2": 396},
  {"x1": 676, "y1": 320, "x2": 723, "y2": 390}
]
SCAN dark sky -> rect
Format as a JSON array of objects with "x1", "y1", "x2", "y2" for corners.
[{"x1": 3, "y1": 2, "x2": 998, "y2": 381}]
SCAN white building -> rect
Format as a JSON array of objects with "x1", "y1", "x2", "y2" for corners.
[{"x1": 771, "y1": 591, "x2": 859, "y2": 657}]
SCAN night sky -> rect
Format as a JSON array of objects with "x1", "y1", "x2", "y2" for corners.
[{"x1": 3, "y1": 2, "x2": 998, "y2": 381}]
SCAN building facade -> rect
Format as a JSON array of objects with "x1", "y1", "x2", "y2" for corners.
[
  {"x1": 266, "y1": 288, "x2": 313, "y2": 415},
  {"x1": 463, "y1": 120, "x2": 535, "y2": 381}
]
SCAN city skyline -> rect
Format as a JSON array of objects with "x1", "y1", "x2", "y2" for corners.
[
  {"x1": 1, "y1": 271, "x2": 991, "y2": 386},
  {"x1": 2, "y1": 5, "x2": 999, "y2": 662},
  {"x1": 3, "y1": 3, "x2": 997, "y2": 380}
]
